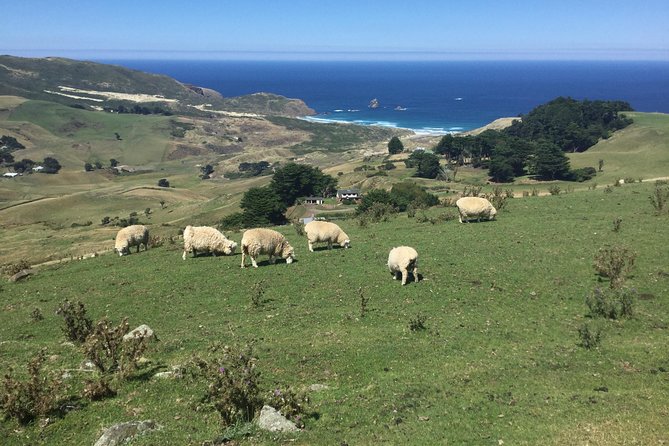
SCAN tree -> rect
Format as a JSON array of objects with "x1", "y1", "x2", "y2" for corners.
[
  {"x1": 200, "y1": 164, "x2": 214, "y2": 179},
  {"x1": 158, "y1": 178, "x2": 170, "y2": 187},
  {"x1": 42, "y1": 157, "x2": 61, "y2": 174},
  {"x1": 270, "y1": 163, "x2": 337, "y2": 206},
  {"x1": 357, "y1": 189, "x2": 394, "y2": 213},
  {"x1": 532, "y1": 142, "x2": 572, "y2": 180},
  {"x1": 12, "y1": 158, "x2": 35, "y2": 173},
  {"x1": 94, "y1": 161, "x2": 102, "y2": 169},
  {"x1": 110, "y1": 159, "x2": 119, "y2": 168},
  {"x1": 405, "y1": 151, "x2": 441, "y2": 179},
  {"x1": 598, "y1": 159, "x2": 604, "y2": 172},
  {"x1": 488, "y1": 157, "x2": 515, "y2": 183},
  {"x1": 390, "y1": 182, "x2": 439, "y2": 211},
  {"x1": 0, "y1": 151, "x2": 14, "y2": 164},
  {"x1": 387, "y1": 136, "x2": 404, "y2": 155},
  {"x1": 84, "y1": 163, "x2": 94, "y2": 172},
  {"x1": 240, "y1": 186, "x2": 287, "y2": 226}
]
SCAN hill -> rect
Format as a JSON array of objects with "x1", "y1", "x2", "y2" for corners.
[
  {"x1": 1, "y1": 182, "x2": 668, "y2": 444},
  {"x1": 0, "y1": 55, "x2": 313, "y2": 117}
]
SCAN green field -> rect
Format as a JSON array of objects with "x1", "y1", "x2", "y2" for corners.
[{"x1": 1, "y1": 181, "x2": 668, "y2": 445}]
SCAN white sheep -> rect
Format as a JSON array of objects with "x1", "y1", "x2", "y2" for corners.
[
  {"x1": 304, "y1": 221, "x2": 351, "y2": 252},
  {"x1": 182, "y1": 225, "x2": 237, "y2": 260},
  {"x1": 115, "y1": 225, "x2": 149, "y2": 256},
  {"x1": 455, "y1": 197, "x2": 497, "y2": 223},
  {"x1": 240, "y1": 228, "x2": 295, "y2": 268},
  {"x1": 387, "y1": 246, "x2": 419, "y2": 285}
]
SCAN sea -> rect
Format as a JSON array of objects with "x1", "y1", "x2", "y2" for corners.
[{"x1": 96, "y1": 60, "x2": 669, "y2": 134}]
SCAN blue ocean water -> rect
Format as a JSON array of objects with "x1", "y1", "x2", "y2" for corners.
[{"x1": 98, "y1": 60, "x2": 669, "y2": 133}]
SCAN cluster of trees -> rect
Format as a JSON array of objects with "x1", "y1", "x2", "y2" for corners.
[
  {"x1": 220, "y1": 163, "x2": 337, "y2": 228},
  {"x1": 108, "y1": 105, "x2": 173, "y2": 116},
  {"x1": 404, "y1": 151, "x2": 443, "y2": 179},
  {"x1": 9, "y1": 157, "x2": 61, "y2": 174},
  {"x1": 0, "y1": 135, "x2": 26, "y2": 165},
  {"x1": 432, "y1": 97, "x2": 633, "y2": 182},
  {"x1": 85, "y1": 159, "x2": 120, "y2": 172},
  {"x1": 357, "y1": 182, "x2": 439, "y2": 213}
]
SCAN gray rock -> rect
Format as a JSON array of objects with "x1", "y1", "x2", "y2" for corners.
[
  {"x1": 94, "y1": 420, "x2": 158, "y2": 446},
  {"x1": 123, "y1": 324, "x2": 154, "y2": 342},
  {"x1": 9, "y1": 269, "x2": 34, "y2": 282},
  {"x1": 80, "y1": 360, "x2": 96, "y2": 371},
  {"x1": 256, "y1": 405, "x2": 298, "y2": 433},
  {"x1": 308, "y1": 384, "x2": 329, "y2": 392}
]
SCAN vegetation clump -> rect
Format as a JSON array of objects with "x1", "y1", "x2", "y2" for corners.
[
  {"x1": 586, "y1": 287, "x2": 636, "y2": 319},
  {"x1": 593, "y1": 245, "x2": 636, "y2": 289},
  {"x1": 56, "y1": 299, "x2": 93, "y2": 344}
]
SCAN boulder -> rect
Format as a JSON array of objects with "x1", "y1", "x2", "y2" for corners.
[
  {"x1": 94, "y1": 420, "x2": 158, "y2": 446},
  {"x1": 123, "y1": 324, "x2": 154, "y2": 342},
  {"x1": 9, "y1": 269, "x2": 34, "y2": 282},
  {"x1": 256, "y1": 405, "x2": 298, "y2": 433}
]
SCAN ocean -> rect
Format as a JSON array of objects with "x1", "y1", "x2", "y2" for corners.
[{"x1": 97, "y1": 60, "x2": 669, "y2": 134}]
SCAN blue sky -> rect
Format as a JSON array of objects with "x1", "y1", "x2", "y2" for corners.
[{"x1": 2, "y1": 0, "x2": 667, "y2": 60}]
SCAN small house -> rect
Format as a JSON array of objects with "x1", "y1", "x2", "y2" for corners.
[
  {"x1": 32, "y1": 166, "x2": 44, "y2": 172},
  {"x1": 336, "y1": 189, "x2": 360, "y2": 201},
  {"x1": 303, "y1": 196, "x2": 325, "y2": 205}
]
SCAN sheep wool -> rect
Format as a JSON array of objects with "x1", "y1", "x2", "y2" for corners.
[
  {"x1": 241, "y1": 228, "x2": 295, "y2": 268},
  {"x1": 455, "y1": 197, "x2": 497, "y2": 223},
  {"x1": 115, "y1": 225, "x2": 149, "y2": 256},
  {"x1": 304, "y1": 221, "x2": 351, "y2": 252},
  {"x1": 182, "y1": 225, "x2": 237, "y2": 260},
  {"x1": 387, "y1": 246, "x2": 419, "y2": 285}
]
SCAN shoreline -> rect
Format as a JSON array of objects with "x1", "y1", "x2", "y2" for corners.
[{"x1": 299, "y1": 115, "x2": 466, "y2": 136}]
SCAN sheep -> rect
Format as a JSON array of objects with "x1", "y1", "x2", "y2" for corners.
[
  {"x1": 240, "y1": 228, "x2": 295, "y2": 268},
  {"x1": 304, "y1": 220, "x2": 351, "y2": 252},
  {"x1": 455, "y1": 197, "x2": 497, "y2": 223},
  {"x1": 387, "y1": 246, "x2": 419, "y2": 285},
  {"x1": 115, "y1": 225, "x2": 149, "y2": 256},
  {"x1": 182, "y1": 225, "x2": 237, "y2": 260}
]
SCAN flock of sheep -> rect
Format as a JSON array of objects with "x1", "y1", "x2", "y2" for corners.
[{"x1": 114, "y1": 196, "x2": 497, "y2": 285}]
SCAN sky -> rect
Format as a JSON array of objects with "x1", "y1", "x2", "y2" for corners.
[{"x1": 1, "y1": 0, "x2": 668, "y2": 60}]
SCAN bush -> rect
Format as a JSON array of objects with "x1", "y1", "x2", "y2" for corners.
[
  {"x1": 220, "y1": 212, "x2": 247, "y2": 231},
  {"x1": 189, "y1": 344, "x2": 263, "y2": 426},
  {"x1": 158, "y1": 178, "x2": 170, "y2": 188},
  {"x1": 1, "y1": 350, "x2": 63, "y2": 424},
  {"x1": 486, "y1": 186, "x2": 508, "y2": 211},
  {"x1": 362, "y1": 202, "x2": 395, "y2": 223},
  {"x1": 409, "y1": 314, "x2": 427, "y2": 332},
  {"x1": 578, "y1": 323, "x2": 602, "y2": 349},
  {"x1": 83, "y1": 317, "x2": 149, "y2": 378},
  {"x1": 56, "y1": 299, "x2": 93, "y2": 344},
  {"x1": 586, "y1": 287, "x2": 636, "y2": 319},
  {"x1": 594, "y1": 245, "x2": 636, "y2": 289},
  {"x1": 649, "y1": 185, "x2": 669, "y2": 215},
  {"x1": 3, "y1": 259, "x2": 30, "y2": 277},
  {"x1": 265, "y1": 387, "x2": 309, "y2": 428},
  {"x1": 548, "y1": 185, "x2": 561, "y2": 196},
  {"x1": 293, "y1": 221, "x2": 305, "y2": 236},
  {"x1": 571, "y1": 167, "x2": 597, "y2": 182}
]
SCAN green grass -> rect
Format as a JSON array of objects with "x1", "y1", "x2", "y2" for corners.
[{"x1": 1, "y1": 182, "x2": 668, "y2": 445}]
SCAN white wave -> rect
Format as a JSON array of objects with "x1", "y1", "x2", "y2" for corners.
[
  {"x1": 334, "y1": 109, "x2": 344, "y2": 112},
  {"x1": 347, "y1": 109, "x2": 360, "y2": 112}
]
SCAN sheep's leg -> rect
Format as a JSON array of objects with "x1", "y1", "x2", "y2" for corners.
[
  {"x1": 182, "y1": 250, "x2": 187, "y2": 260},
  {"x1": 391, "y1": 271, "x2": 398, "y2": 280},
  {"x1": 269, "y1": 255, "x2": 275, "y2": 264},
  {"x1": 308, "y1": 241, "x2": 314, "y2": 252},
  {"x1": 251, "y1": 255, "x2": 259, "y2": 268},
  {"x1": 328, "y1": 241, "x2": 332, "y2": 250},
  {"x1": 241, "y1": 250, "x2": 246, "y2": 268},
  {"x1": 401, "y1": 268, "x2": 408, "y2": 285},
  {"x1": 136, "y1": 244, "x2": 140, "y2": 253},
  {"x1": 413, "y1": 266, "x2": 419, "y2": 282}
]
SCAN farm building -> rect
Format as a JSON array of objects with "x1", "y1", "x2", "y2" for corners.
[
  {"x1": 336, "y1": 189, "x2": 360, "y2": 201},
  {"x1": 303, "y1": 196, "x2": 325, "y2": 205}
]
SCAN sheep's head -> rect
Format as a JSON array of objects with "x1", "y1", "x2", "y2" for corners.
[
  {"x1": 489, "y1": 207, "x2": 498, "y2": 220},
  {"x1": 227, "y1": 241, "x2": 238, "y2": 255},
  {"x1": 282, "y1": 244, "x2": 295, "y2": 264},
  {"x1": 342, "y1": 239, "x2": 351, "y2": 249},
  {"x1": 115, "y1": 247, "x2": 128, "y2": 256}
]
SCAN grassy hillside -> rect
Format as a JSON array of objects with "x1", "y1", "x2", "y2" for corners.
[
  {"x1": 568, "y1": 112, "x2": 669, "y2": 183},
  {"x1": 1, "y1": 182, "x2": 668, "y2": 444}
]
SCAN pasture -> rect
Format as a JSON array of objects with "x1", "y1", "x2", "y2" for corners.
[{"x1": 1, "y1": 181, "x2": 668, "y2": 445}]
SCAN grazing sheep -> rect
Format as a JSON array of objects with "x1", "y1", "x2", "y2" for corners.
[
  {"x1": 182, "y1": 225, "x2": 237, "y2": 260},
  {"x1": 241, "y1": 228, "x2": 295, "y2": 268},
  {"x1": 387, "y1": 246, "x2": 419, "y2": 285},
  {"x1": 455, "y1": 197, "x2": 497, "y2": 223},
  {"x1": 115, "y1": 225, "x2": 149, "y2": 256},
  {"x1": 304, "y1": 221, "x2": 351, "y2": 252}
]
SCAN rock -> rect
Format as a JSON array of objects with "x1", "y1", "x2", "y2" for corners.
[
  {"x1": 94, "y1": 420, "x2": 158, "y2": 446},
  {"x1": 80, "y1": 360, "x2": 96, "y2": 371},
  {"x1": 308, "y1": 384, "x2": 329, "y2": 392},
  {"x1": 368, "y1": 98, "x2": 379, "y2": 109},
  {"x1": 9, "y1": 269, "x2": 34, "y2": 282},
  {"x1": 256, "y1": 405, "x2": 298, "y2": 433},
  {"x1": 123, "y1": 324, "x2": 154, "y2": 342},
  {"x1": 153, "y1": 371, "x2": 174, "y2": 379}
]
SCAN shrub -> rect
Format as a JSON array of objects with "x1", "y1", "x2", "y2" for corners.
[
  {"x1": 522, "y1": 190, "x2": 530, "y2": 197},
  {"x1": 363, "y1": 202, "x2": 395, "y2": 223},
  {"x1": 82, "y1": 317, "x2": 149, "y2": 378},
  {"x1": 406, "y1": 204, "x2": 416, "y2": 218},
  {"x1": 219, "y1": 212, "x2": 247, "y2": 231},
  {"x1": 486, "y1": 186, "x2": 508, "y2": 211},
  {"x1": 265, "y1": 387, "x2": 309, "y2": 428},
  {"x1": 623, "y1": 177, "x2": 636, "y2": 184},
  {"x1": 158, "y1": 178, "x2": 170, "y2": 188},
  {"x1": 612, "y1": 217, "x2": 622, "y2": 233},
  {"x1": 3, "y1": 259, "x2": 30, "y2": 277},
  {"x1": 531, "y1": 187, "x2": 539, "y2": 197},
  {"x1": 604, "y1": 185, "x2": 613, "y2": 194},
  {"x1": 571, "y1": 167, "x2": 597, "y2": 182},
  {"x1": 1, "y1": 350, "x2": 62, "y2": 424},
  {"x1": 649, "y1": 185, "x2": 669, "y2": 215},
  {"x1": 190, "y1": 344, "x2": 263, "y2": 426},
  {"x1": 548, "y1": 185, "x2": 561, "y2": 196},
  {"x1": 462, "y1": 186, "x2": 482, "y2": 197},
  {"x1": 56, "y1": 299, "x2": 93, "y2": 344},
  {"x1": 586, "y1": 287, "x2": 636, "y2": 319},
  {"x1": 30, "y1": 308, "x2": 44, "y2": 322},
  {"x1": 578, "y1": 323, "x2": 602, "y2": 349},
  {"x1": 358, "y1": 287, "x2": 369, "y2": 318},
  {"x1": 251, "y1": 280, "x2": 266, "y2": 308},
  {"x1": 409, "y1": 314, "x2": 427, "y2": 332},
  {"x1": 293, "y1": 220, "x2": 305, "y2": 236},
  {"x1": 594, "y1": 246, "x2": 636, "y2": 289}
]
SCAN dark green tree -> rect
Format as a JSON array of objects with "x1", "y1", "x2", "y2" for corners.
[
  {"x1": 42, "y1": 157, "x2": 61, "y2": 174},
  {"x1": 390, "y1": 182, "x2": 439, "y2": 211},
  {"x1": 405, "y1": 151, "x2": 441, "y2": 179},
  {"x1": 387, "y1": 136, "x2": 404, "y2": 154},
  {"x1": 158, "y1": 178, "x2": 170, "y2": 187},
  {"x1": 240, "y1": 186, "x2": 287, "y2": 226},
  {"x1": 84, "y1": 163, "x2": 94, "y2": 172},
  {"x1": 488, "y1": 157, "x2": 515, "y2": 183},
  {"x1": 270, "y1": 163, "x2": 337, "y2": 205},
  {"x1": 532, "y1": 142, "x2": 572, "y2": 180},
  {"x1": 110, "y1": 158, "x2": 119, "y2": 168},
  {"x1": 357, "y1": 189, "x2": 394, "y2": 213}
]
